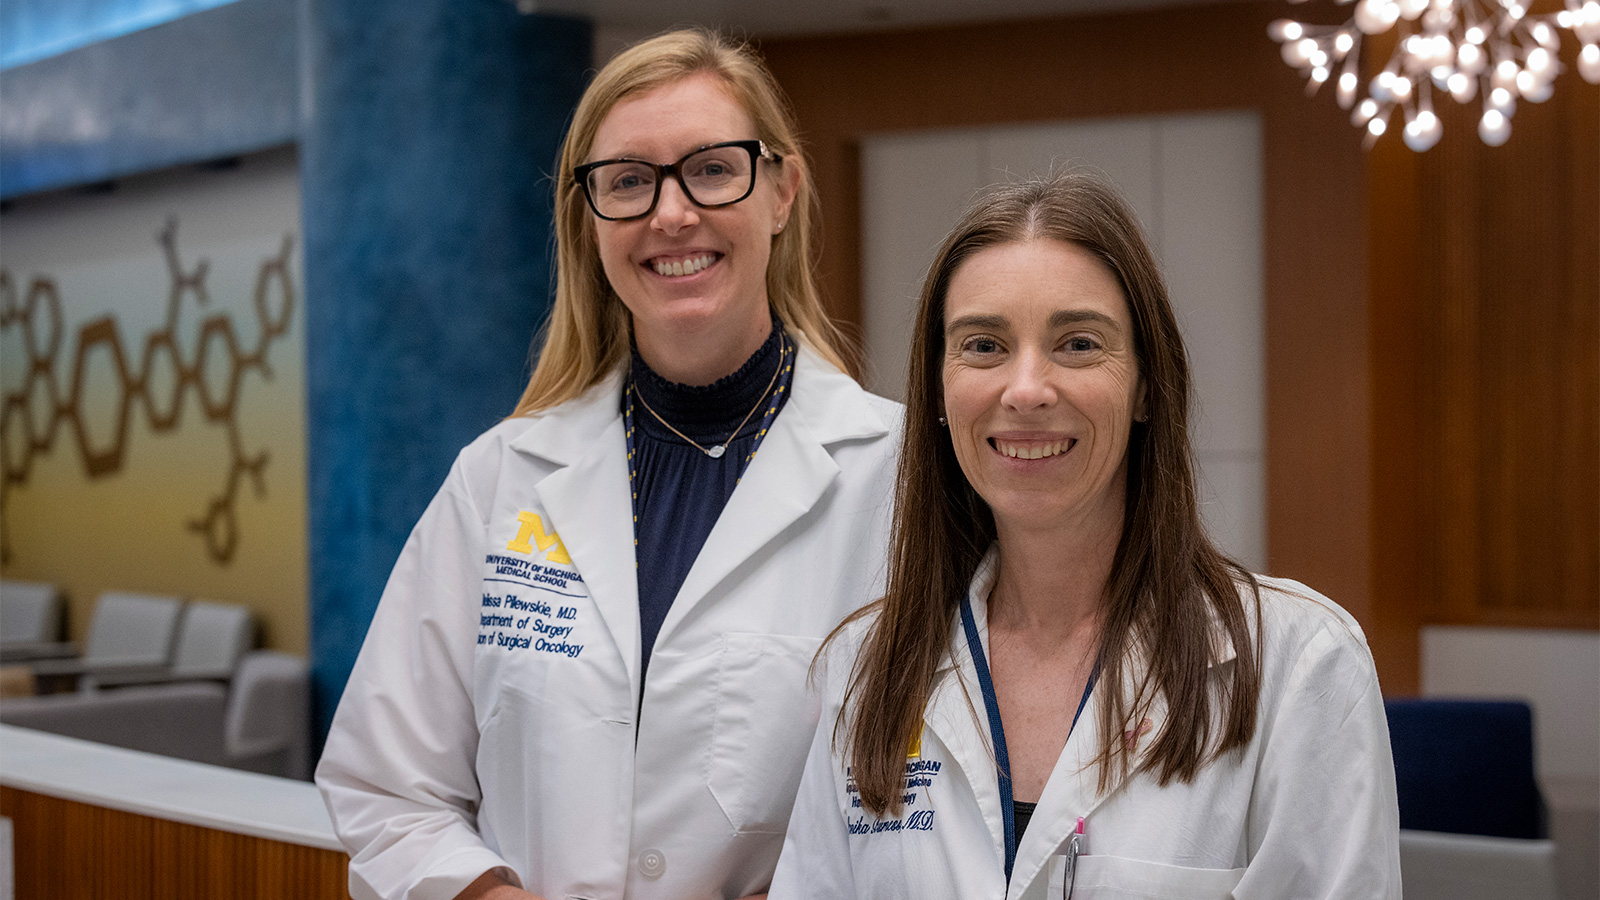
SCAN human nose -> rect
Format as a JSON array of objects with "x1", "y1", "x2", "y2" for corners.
[
  {"x1": 1000, "y1": 351, "x2": 1056, "y2": 412},
  {"x1": 650, "y1": 175, "x2": 700, "y2": 234}
]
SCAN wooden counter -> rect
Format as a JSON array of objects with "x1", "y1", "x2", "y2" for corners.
[{"x1": 0, "y1": 725, "x2": 349, "y2": 899}]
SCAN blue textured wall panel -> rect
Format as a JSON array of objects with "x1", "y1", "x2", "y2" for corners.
[
  {"x1": 0, "y1": 0, "x2": 297, "y2": 199},
  {"x1": 300, "y1": 0, "x2": 591, "y2": 745}
]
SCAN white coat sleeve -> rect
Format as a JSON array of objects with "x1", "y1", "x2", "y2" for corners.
[
  {"x1": 1236, "y1": 623, "x2": 1403, "y2": 899},
  {"x1": 316, "y1": 465, "x2": 516, "y2": 900},
  {"x1": 769, "y1": 644, "x2": 858, "y2": 900}
]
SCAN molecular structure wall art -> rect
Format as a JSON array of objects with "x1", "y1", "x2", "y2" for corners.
[{"x1": 0, "y1": 219, "x2": 296, "y2": 565}]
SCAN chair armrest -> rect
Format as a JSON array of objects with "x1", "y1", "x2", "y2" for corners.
[
  {"x1": 225, "y1": 651, "x2": 310, "y2": 779},
  {"x1": 0, "y1": 641, "x2": 78, "y2": 663},
  {"x1": 88, "y1": 667, "x2": 232, "y2": 689},
  {"x1": 0, "y1": 682, "x2": 231, "y2": 764}
]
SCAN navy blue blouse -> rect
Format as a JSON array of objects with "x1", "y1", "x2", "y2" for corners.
[{"x1": 626, "y1": 322, "x2": 793, "y2": 682}]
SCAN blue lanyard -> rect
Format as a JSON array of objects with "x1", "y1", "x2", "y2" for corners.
[{"x1": 959, "y1": 594, "x2": 1097, "y2": 883}]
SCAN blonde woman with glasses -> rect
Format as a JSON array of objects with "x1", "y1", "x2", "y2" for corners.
[{"x1": 318, "y1": 29, "x2": 900, "y2": 900}]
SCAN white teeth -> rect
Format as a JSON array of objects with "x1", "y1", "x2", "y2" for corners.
[
  {"x1": 653, "y1": 254, "x2": 715, "y2": 277},
  {"x1": 996, "y1": 440, "x2": 1069, "y2": 460}
]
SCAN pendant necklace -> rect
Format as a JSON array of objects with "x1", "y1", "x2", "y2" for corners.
[{"x1": 631, "y1": 330, "x2": 786, "y2": 459}]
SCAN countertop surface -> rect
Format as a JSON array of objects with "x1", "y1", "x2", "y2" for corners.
[{"x1": 0, "y1": 723, "x2": 342, "y2": 851}]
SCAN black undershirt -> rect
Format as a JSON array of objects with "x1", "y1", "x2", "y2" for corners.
[
  {"x1": 628, "y1": 322, "x2": 790, "y2": 683},
  {"x1": 1013, "y1": 800, "x2": 1037, "y2": 844}
]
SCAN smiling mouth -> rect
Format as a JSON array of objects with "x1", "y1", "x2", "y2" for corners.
[
  {"x1": 990, "y1": 438, "x2": 1075, "y2": 460},
  {"x1": 648, "y1": 253, "x2": 720, "y2": 277}
]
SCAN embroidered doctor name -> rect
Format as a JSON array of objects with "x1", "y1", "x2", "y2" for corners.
[
  {"x1": 843, "y1": 759, "x2": 941, "y2": 835},
  {"x1": 478, "y1": 511, "x2": 587, "y2": 657}
]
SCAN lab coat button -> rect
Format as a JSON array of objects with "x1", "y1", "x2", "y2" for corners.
[{"x1": 638, "y1": 849, "x2": 666, "y2": 879}]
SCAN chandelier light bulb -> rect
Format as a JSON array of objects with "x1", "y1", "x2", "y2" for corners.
[
  {"x1": 1371, "y1": 72, "x2": 1396, "y2": 101},
  {"x1": 1403, "y1": 111, "x2": 1443, "y2": 150},
  {"x1": 1580, "y1": 43, "x2": 1600, "y2": 82},
  {"x1": 1270, "y1": 19, "x2": 1304, "y2": 41},
  {"x1": 1356, "y1": 0, "x2": 1399, "y2": 34},
  {"x1": 1271, "y1": 0, "x2": 1590, "y2": 149},
  {"x1": 1519, "y1": 71, "x2": 1555, "y2": 100},
  {"x1": 1479, "y1": 108, "x2": 1511, "y2": 145}
]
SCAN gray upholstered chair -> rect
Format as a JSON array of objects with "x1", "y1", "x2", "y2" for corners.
[
  {"x1": 0, "y1": 649, "x2": 312, "y2": 779},
  {"x1": 85, "y1": 600, "x2": 255, "y2": 688},
  {"x1": 27, "y1": 591, "x2": 185, "y2": 690},
  {"x1": 0, "y1": 580, "x2": 70, "y2": 661}
]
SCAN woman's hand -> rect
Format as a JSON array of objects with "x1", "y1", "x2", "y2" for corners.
[{"x1": 454, "y1": 870, "x2": 545, "y2": 900}]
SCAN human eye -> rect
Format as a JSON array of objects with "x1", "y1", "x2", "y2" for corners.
[
  {"x1": 686, "y1": 150, "x2": 746, "y2": 183},
  {"x1": 1063, "y1": 335, "x2": 1101, "y2": 353},
  {"x1": 603, "y1": 164, "x2": 654, "y2": 195},
  {"x1": 958, "y1": 334, "x2": 1004, "y2": 358}
]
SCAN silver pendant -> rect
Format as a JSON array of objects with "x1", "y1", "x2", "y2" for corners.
[{"x1": 706, "y1": 445, "x2": 726, "y2": 459}]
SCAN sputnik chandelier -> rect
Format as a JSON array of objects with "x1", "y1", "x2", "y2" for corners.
[{"x1": 1269, "y1": 0, "x2": 1600, "y2": 149}]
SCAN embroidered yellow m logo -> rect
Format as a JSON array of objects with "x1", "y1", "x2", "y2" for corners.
[{"x1": 506, "y1": 511, "x2": 572, "y2": 565}]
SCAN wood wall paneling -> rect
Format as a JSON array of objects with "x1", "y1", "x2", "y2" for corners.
[
  {"x1": 1371, "y1": 43, "x2": 1599, "y2": 636},
  {"x1": 0, "y1": 786, "x2": 351, "y2": 899},
  {"x1": 761, "y1": 1, "x2": 1376, "y2": 640},
  {"x1": 762, "y1": 1, "x2": 1597, "y2": 697}
]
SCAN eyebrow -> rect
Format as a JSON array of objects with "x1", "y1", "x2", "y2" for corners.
[{"x1": 945, "y1": 309, "x2": 1123, "y2": 336}]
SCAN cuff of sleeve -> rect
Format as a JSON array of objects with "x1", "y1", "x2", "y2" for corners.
[{"x1": 360, "y1": 847, "x2": 522, "y2": 900}]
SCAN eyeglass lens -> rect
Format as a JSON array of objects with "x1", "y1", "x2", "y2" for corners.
[{"x1": 585, "y1": 145, "x2": 756, "y2": 219}]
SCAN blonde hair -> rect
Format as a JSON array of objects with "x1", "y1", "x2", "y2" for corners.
[{"x1": 512, "y1": 28, "x2": 849, "y2": 415}]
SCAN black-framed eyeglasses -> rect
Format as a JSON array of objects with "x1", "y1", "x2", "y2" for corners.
[{"x1": 574, "y1": 139, "x2": 783, "y2": 221}]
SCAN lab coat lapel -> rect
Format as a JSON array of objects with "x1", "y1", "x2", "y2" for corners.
[
  {"x1": 509, "y1": 372, "x2": 642, "y2": 691},
  {"x1": 1009, "y1": 603, "x2": 1242, "y2": 895},
  {"x1": 654, "y1": 345, "x2": 889, "y2": 645},
  {"x1": 923, "y1": 553, "x2": 1009, "y2": 877}
]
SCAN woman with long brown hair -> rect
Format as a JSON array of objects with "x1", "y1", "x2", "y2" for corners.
[
  {"x1": 317, "y1": 29, "x2": 899, "y2": 900},
  {"x1": 769, "y1": 173, "x2": 1399, "y2": 899}
]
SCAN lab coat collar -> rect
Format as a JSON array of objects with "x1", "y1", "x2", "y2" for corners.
[
  {"x1": 506, "y1": 369, "x2": 641, "y2": 690},
  {"x1": 927, "y1": 546, "x2": 1243, "y2": 898},
  {"x1": 653, "y1": 343, "x2": 891, "y2": 646},
  {"x1": 500, "y1": 345, "x2": 891, "y2": 694}
]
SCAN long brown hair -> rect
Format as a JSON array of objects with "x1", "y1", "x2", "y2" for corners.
[
  {"x1": 511, "y1": 28, "x2": 850, "y2": 415},
  {"x1": 840, "y1": 172, "x2": 1263, "y2": 816}
]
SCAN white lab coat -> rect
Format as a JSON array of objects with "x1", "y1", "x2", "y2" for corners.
[
  {"x1": 317, "y1": 346, "x2": 901, "y2": 900},
  {"x1": 770, "y1": 550, "x2": 1403, "y2": 900}
]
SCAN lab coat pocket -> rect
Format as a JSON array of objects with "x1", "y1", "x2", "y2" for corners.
[
  {"x1": 707, "y1": 632, "x2": 824, "y2": 834},
  {"x1": 1059, "y1": 854, "x2": 1244, "y2": 899},
  {"x1": 475, "y1": 684, "x2": 537, "y2": 866}
]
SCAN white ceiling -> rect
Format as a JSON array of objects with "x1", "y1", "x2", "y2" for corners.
[{"x1": 539, "y1": 0, "x2": 1226, "y2": 43}]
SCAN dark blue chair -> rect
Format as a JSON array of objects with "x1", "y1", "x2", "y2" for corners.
[{"x1": 1385, "y1": 698, "x2": 1547, "y2": 839}]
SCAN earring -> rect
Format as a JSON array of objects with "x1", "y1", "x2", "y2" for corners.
[
  {"x1": 775, "y1": 222, "x2": 785, "y2": 233},
  {"x1": 938, "y1": 416, "x2": 948, "y2": 426}
]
